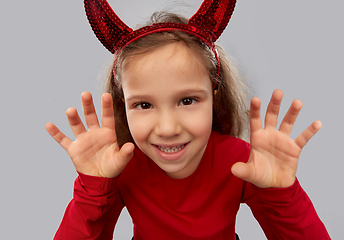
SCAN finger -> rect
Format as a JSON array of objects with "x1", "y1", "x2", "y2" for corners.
[
  {"x1": 45, "y1": 122, "x2": 73, "y2": 151},
  {"x1": 295, "y1": 120, "x2": 322, "y2": 149},
  {"x1": 231, "y1": 162, "x2": 254, "y2": 183},
  {"x1": 116, "y1": 142, "x2": 135, "y2": 171},
  {"x1": 279, "y1": 99, "x2": 303, "y2": 135},
  {"x1": 264, "y1": 89, "x2": 283, "y2": 129},
  {"x1": 66, "y1": 107, "x2": 87, "y2": 137},
  {"x1": 250, "y1": 97, "x2": 262, "y2": 133},
  {"x1": 101, "y1": 93, "x2": 116, "y2": 130},
  {"x1": 81, "y1": 92, "x2": 100, "y2": 129}
]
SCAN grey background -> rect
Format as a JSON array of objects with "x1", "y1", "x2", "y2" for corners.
[{"x1": 0, "y1": 0, "x2": 343, "y2": 239}]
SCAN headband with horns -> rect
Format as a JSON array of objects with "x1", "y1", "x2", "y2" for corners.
[{"x1": 84, "y1": 0, "x2": 237, "y2": 84}]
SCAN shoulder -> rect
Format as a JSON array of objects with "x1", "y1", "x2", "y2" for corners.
[
  {"x1": 196, "y1": 131, "x2": 248, "y2": 193},
  {"x1": 207, "y1": 131, "x2": 250, "y2": 164},
  {"x1": 121, "y1": 147, "x2": 152, "y2": 177},
  {"x1": 210, "y1": 131, "x2": 249, "y2": 147},
  {"x1": 118, "y1": 147, "x2": 163, "y2": 187}
]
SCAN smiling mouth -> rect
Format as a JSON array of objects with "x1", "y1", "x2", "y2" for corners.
[{"x1": 157, "y1": 144, "x2": 186, "y2": 153}]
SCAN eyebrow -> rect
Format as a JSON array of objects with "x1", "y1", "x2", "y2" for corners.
[
  {"x1": 125, "y1": 88, "x2": 209, "y2": 102},
  {"x1": 174, "y1": 88, "x2": 209, "y2": 97}
]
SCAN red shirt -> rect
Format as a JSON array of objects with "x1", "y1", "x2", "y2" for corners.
[{"x1": 54, "y1": 131, "x2": 330, "y2": 239}]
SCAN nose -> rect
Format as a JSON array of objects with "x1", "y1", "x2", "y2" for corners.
[{"x1": 154, "y1": 110, "x2": 182, "y2": 138}]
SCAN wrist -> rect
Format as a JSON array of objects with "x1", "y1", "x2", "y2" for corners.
[
  {"x1": 77, "y1": 171, "x2": 119, "y2": 191},
  {"x1": 252, "y1": 178, "x2": 299, "y2": 202},
  {"x1": 271, "y1": 176, "x2": 296, "y2": 189}
]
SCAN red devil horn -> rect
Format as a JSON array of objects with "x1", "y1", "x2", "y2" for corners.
[
  {"x1": 84, "y1": 0, "x2": 132, "y2": 53},
  {"x1": 84, "y1": 0, "x2": 236, "y2": 53},
  {"x1": 189, "y1": 0, "x2": 236, "y2": 41}
]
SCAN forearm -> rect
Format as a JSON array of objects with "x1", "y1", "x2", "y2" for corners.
[
  {"x1": 54, "y1": 173, "x2": 124, "y2": 240},
  {"x1": 251, "y1": 179, "x2": 330, "y2": 239}
]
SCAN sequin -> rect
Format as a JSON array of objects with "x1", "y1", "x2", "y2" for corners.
[
  {"x1": 84, "y1": 0, "x2": 237, "y2": 86},
  {"x1": 85, "y1": 0, "x2": 236, "y2": 53}
]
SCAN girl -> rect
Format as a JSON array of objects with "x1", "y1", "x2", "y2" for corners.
[{"x1": 46, "y1": 0, "x2": 330, "y2": 239}]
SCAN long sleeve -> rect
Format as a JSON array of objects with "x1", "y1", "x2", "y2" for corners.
[
  {"x1": 54, "y1": 173, "x2": 125, "y2": 240},
  {"x1": 243, "y1": 178, "x2": 330, "y2": 239}
]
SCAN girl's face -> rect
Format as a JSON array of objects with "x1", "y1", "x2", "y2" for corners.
[{"x1": 121, "y1": 42, "x2": 213, "y2": 179}]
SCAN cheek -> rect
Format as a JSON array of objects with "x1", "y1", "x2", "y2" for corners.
[
  {"x1": 126, "y1": 111, "x2": 152, "y2": 144},
  {"x1": 184, "y1": 103, "x2": 213, "y2": 136}
]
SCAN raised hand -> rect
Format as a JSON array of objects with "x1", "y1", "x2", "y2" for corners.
[
  {"x1": 46, "y1": 92, "x2": 134, "y2": 178},
  {"x1": 231, "y1": 90, "x2": 322, "y2": 188}
]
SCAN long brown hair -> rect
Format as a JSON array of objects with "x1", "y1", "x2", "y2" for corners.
[{"x1": 104, "y1": 12, "x2": 250, "y2": 147}]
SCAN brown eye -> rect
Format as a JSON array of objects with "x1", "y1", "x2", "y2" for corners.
[
  {"x1": 138, "y1": 102, "x2": 152, "y2": 109},
  {"x1": 180, "y1": 98, "x2": 195, "y2": 106}
]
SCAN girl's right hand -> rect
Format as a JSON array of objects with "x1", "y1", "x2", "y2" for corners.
[{"x1": 45, "y1": 92, "x2": 134, "y2": 178}]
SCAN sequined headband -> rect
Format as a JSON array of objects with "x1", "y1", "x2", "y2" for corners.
[{"x1": 84, "y1": 0, "x2": 237, "y2": 86}]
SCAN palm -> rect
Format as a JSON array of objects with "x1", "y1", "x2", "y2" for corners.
[
  {"x1": 66, "y1": 127, "x2": 119, "y2": 177},
  {"x1": 232, "y1": 90, "x2": 322, "y2": 188},
  {"x1": 46, "y1": 92, "x2": 134, "y2": 178},
  {"x1": 248, "y1": 127, "x2": 301, "y2": 188}
]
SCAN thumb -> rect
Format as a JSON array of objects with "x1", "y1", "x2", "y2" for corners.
[
  {"x1": 117, "y1": 142, "x2": 135, "y2": 166},
  {"x1": 231, "y1": 162, "x2": 252, "y2": 182},
  {"x1": 114, "y1": 142, "x2": 135, "y2": 175}
]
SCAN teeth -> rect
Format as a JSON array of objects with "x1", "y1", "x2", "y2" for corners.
[{"x1": 158, "y1": 144, "x2": 185, "y2": 153}]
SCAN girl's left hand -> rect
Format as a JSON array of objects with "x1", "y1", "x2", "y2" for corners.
[{"x1": 231, "y1": 89, "x2": 322, "y2": 188}]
